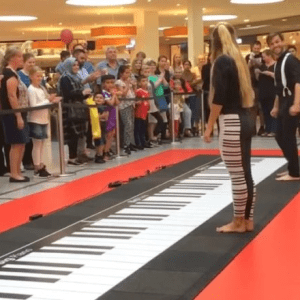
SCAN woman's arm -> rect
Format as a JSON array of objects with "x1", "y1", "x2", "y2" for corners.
[
  {"x1": 7, "y1": 77, "x2": 24, "y2": 129},
  {"x1": 204, "y1": 104, "x2": 223, "y2": 143}
]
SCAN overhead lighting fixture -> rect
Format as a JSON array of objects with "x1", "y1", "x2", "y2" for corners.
[
  {"x1": 203, "y1": 15, "x2": 237, "y2": 21},
  {"x1": 185, "y1": 17, "x2": 188, "y2": 20},
  {"x1": 282, "y1": 18, "x2": 287, "y2": 21},
  {"x1": 231, "y1": 0, "x2": 283, "y2": 4},
  {"x1": 0, "y1": 16, "x2": 37, "y2": 22},
  {"x1": 238, "y1": 24, "x2": 270, "y2": 30},
  {"x1": 236, "y1": 38, "x2": 242, "y2": 44},
  {"x1": 244, "y1": 19, "x2": 250, "y2": 22},
  {"x1": 66, "y1": 0, "x2": 136, "y2": 6}
]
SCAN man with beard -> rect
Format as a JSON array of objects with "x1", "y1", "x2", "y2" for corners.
[{"x1": 267, "y1": 32, "x2": 300, "y2": 181}]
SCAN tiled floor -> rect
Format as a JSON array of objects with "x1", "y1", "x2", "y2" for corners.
[{"x1": 0, "y1": 135, "x2": 295, "y2": 203}]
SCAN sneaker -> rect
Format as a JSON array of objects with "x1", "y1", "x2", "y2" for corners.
[
  {"x1": 68, "y1": 159, "x2": 86, "y2": 166},
  {"x1": 136, "y1": 145, "x2": 144, "y2": 150},
  {"x1": 104, "y1": 152, "x2": 115, "y2": 160},
  {"x1": 39, "y1": 168, "x2": 52, "y2": 178},
  {"x1": 129, "y1": 144, "x2": 138, "y2": 151},
  {"x1": 122, "y1": 147, "x2": 131, "y2": 155},
  {"x1": 95, "y1": 155, "x2": 106, "y2": 164}
]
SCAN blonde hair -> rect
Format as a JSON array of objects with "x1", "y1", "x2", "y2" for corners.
[
  {"x1": 29, "y1": 66, "x2": 43, "y2": 77},
  {"x1": 1, "y1": 47, "x2": 21, "y2": 72},
  {"x1": 211, "y1": 23, "x2": 254, "y2": 108},
  {"x1": 131, "y1": 58, "x2": 142, "y2": 75}
]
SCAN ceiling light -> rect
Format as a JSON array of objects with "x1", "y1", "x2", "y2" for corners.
[
  {"x1": 147, "y1": 0, "x2": 151, "y2": 2},
  {"x1": 185, "y1": 17, "x2": 188, "y2": 20},
  {"x1": 159, "y1": 26, "x2": 172, "y2": 30},
  {"x1": 238, "y1": 24, "x2": 270, "y2": 30},
  {"x1": 231, "y1": 0, "x2": 284, "y2": 3},
  {"x1": 203, "y1": 15, "x2": 237, "y2": 21},
  {"x1": 236, "y1": 38, "x2": 242, "y2": 44},
  {"x1": 0, "y1": 16, "x2": 37, "y2": 22},
  {"x1": 177, "y1": 3, "x2": 180, "y2": 6},
  {"x1": 282, "y1": 18, "x2": 287, "y2": 21},
  {"x1": 59, "y1": 22, "x2": 62, "y2": 25},
  {"x1": 244, "y1": 19, "x2": 250, "y2": 22},
  {"x1": 66, "y1": 0, "x2": 136, "y2": 6},
  {"x1": 292, "y1": 40, "x2": 296, "y2": 45}
]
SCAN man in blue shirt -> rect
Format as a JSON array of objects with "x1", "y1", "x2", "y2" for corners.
[{"x1": 96, "y1": 47, "x2": 122, "y2": 85}]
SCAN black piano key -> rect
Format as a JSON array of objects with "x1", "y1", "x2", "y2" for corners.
[
  {"x1": 37, "y1": 249, "x2": 105, "y2": 255},
  {"x1": 0, "y1": 293, "x2": 31, "y2": 299},
  {"x1": 81, "y1": 230, "x2": 140, "y2": 235},
  {"x1": 128, "y1": 206, "x2": 180, "y2": 210},
  {"x1": 49, "y1": 244, "x2": 113, "y2": 250},
  {"x1": 137, "y1": 202, "x2": 187, "y2": 207},
  {"x1": 71, "y1": 234, "x2": 131, "y2": 239},
  {"x1": 0, "y1": 275, "x2": 58, "y2": 283},
  {"x1": 9, "y1": 261, "x2": 83, "y2": 268},
  {"x1": 108, "y1": 216, "x2": 163, "y2": 221},
  {"x1": 0, "y1": 267, "x2": 71, "y2": 276},
  {"x1": 88, "y1": 225, "x2": 147, "y2": 230},
  {"x1": 115, "y1": 213, "x2": 169, "y2": 217}
]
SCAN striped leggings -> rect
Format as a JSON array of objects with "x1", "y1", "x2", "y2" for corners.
[
  {"x1": 219, "y1": 112, "x2": 256, "y2": 220},
  {"x1": 120, "y1": 105, "x2": 135, "y2": 148}
]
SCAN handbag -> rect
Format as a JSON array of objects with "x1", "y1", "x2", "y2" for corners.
[{"x1": 68, "y1": 101, "x2": 88, "y2": 121}]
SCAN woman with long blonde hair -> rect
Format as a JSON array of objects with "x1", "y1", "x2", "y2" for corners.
[{"x1": 204, "y1": 22, "x2": 256, "y2": 233}]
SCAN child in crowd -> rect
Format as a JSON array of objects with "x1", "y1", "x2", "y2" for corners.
[
  {"x1": 135, "y1": 75, "x2": 150, "y2": 149},
  {"x1": 93, "y1": 93, "x2": 109, "y2": 164},
  {"x1": 101, "y1": 75, "x2": 120, "y2": 159},
  {"x1": 27, "y1": 66, "x2": 61, "y2": 178},
  {"x1": 171, "y1": 79, "x2": 184, "y2": 138}
]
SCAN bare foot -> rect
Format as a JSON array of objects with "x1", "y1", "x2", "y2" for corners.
[
  {"x1": 276, "y1": 174, "x2": 300, "y2": 181},
  {"x1": 276, "y1": 171, "x2": 288, "y2": 177},
  {"x1": 245, "y1": 220, "x2": 254, "y2": 232},
  {"x1": 216, "y1": 220, "x2": 246, "y2": 233}
]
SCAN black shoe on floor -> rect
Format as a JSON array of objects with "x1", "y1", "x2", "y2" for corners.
[
  {"x1": 9, "y1": 176, "x2": 30, "y2": 183},
  {"x1": 129, "y1": 144, "x2": 138, "y2": 151},
  {"x1": 123, "y1": 147, "x2": 131, "y2": 155},
  {"x1": 95, "y1": 155, "x2": 106, "y2": 164}
]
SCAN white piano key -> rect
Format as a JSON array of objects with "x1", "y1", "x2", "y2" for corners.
[{"x1": 0, "y1": 286, "x2": 102, "y2": 300}]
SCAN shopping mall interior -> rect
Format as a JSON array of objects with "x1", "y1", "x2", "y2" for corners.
[{"x1": 0, "y1": 0, "x2": 300, "y2": 300}]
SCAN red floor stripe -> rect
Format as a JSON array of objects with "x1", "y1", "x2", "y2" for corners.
[
  {"x1": 0, "y1": 148, "x2": 292, "y2": 233},
  {"x1": 194, "y1": 192, "x2": 300, "y2": 300}
]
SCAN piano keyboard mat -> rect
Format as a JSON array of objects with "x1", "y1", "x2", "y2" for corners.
[{"x1": 0, "y1": 152, "x2": 299, "y2": 300}]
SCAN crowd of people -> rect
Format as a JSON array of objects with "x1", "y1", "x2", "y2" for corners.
[
  {"x1": 0, "y1": 44, "x2": 209, "y2": 182},
  {"x1": 0, "y1": 32, "x2": 299, "y2": 185}
]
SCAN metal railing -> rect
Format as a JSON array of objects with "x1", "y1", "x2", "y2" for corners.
[{"x1": 0, "y1": 90, "x2": 206, "y2": 176}]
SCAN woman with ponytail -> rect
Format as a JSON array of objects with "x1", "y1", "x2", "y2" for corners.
[{"x1": 204, "y1": 23, "x2": 256, "y2": 233}]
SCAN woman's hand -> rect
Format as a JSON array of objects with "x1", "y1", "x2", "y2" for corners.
[
  {"x1": 204, "y1": 127, "x2": 212, "y2": 143},
  {"x1": 16, "y1": 115, "x2": 24, "y2": 130},
  {"x1": 82, "y1": 88, "x2": 92, "y2": 96},
  {"x1": 270, "y1": 107, "x2": 279, "y2": 118},
  {"x1": 289, "y1": 104, "x2": 300, "y2": 116}
]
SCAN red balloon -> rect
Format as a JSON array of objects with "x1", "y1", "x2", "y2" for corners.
[{"x1": 60, "y1": 29, "x2": 73, "y2": 44}]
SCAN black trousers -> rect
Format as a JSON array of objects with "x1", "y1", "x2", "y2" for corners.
[
  {"x1": 276, "y1": 97, "x2": 300, "y2": 177},
  {"x1": 134, "y1": 118, "x2": 146, "y2": 147},
  {"x1": 150, "y1": 111, "x2": 164, "y2": 137},
  {"x1": 22, "y1": 139, "x2": 33, "y2": 166}
]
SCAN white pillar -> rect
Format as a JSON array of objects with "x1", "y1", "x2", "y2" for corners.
[
  {"x1": 133, "y1": 10, "x2": 159, "y2": 61},
  {"x1": 187, "y1": 0, "x2": 204, "y2": 67}
]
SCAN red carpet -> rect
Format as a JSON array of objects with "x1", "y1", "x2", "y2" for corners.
[{"x1": 194, "y1": 191, "x2": 300, "y2": 300}]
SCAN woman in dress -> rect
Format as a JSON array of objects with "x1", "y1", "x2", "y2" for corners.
[
  {"x1": 204, "y1": 22, "x2": 256, "y2": 233},
  {"x1": 0, "y1": 47, "x2": 30, "y2": 182}
]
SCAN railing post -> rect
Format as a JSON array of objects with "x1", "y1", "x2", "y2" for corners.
[
  {"x1": 171, "y1": 90, "x2": 176, "y2": 144},
  {"x1": 201, "y1": 90, "x2": 205, "y2": 137},
  {"x1": 115, "y1": 105, "x2": 121, "y2": 158}
]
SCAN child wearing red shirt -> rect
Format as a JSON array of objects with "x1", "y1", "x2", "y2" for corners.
[{"x1": 135, "y1": 76, "x2": 150, "y2": 149}]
